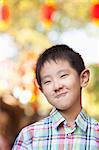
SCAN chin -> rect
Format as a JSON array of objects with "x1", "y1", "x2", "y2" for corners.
[{"x1": 56, "y1": 106, "x2": 68, "y2": 111}]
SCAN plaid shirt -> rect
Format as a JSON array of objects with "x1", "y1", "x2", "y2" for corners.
[{"x1": 12, "y1": 108, "x2": 99, "y2": 150}]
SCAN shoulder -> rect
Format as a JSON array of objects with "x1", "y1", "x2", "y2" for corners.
[
  {"x1": 88, "y1": 116, "x2": 99, "y2": 136},
  {"x1": 81, "y1": 109, "x2": 99, "y2": 135},
  {"x1": 24, "y1": 115, "x2": 51, "y2": 131},
  {"x1": 82, "y1": 109, "x2": 99, "y2": 129},
  {"x1": 12, "y1": 116, "x2": 52, "y2": 148},
  {"x1": 18, "y1": 115, "x2": 51, "y2": 141},
  {"x1": 89, "y1": 116, "x2": 99, "y2": 127}
]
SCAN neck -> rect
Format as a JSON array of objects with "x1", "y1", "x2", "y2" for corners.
[{"x1": 59, "y1": 102, "x2": 82, "y2": 127}]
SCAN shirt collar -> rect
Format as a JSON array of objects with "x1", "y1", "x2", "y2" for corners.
[
  {"x1": 50, "y1": 108, "x2": 88, "y2": 132},
  {"x1": 75, "y1": 108, "x2": 88, "y2": 132},
  {"x1": 50, "y1": 108, "x2": 65, "y2": 129}
]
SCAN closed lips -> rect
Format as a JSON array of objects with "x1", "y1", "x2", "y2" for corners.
[{"x1": 56, "y1": 92, "x2": 67, "y2": 98}]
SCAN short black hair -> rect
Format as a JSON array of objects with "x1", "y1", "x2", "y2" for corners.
[{"x1": 36, "y1": 44, "x2": 85, "y2": 88}]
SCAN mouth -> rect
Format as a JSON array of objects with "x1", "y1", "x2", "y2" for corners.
[{"x1": 55, "y1": 92, "x2": 67, "y2": 98}]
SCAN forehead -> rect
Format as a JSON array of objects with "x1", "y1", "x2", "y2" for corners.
[
  {"x1": 42, "y1": 58, "x2": 71, "y2": 68},
  {"x1": 42, "y1": 58, "x2": 71, "y2": 67},
  {"x1": 40, "y1": 59, "x2": 74, "y2": 77}
]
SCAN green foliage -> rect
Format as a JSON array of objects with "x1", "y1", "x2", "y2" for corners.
[{"x1": 86, "y1": 64, "x2": 99, "y2": 103}]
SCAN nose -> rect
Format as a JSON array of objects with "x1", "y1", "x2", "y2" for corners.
[{"x1": 53, "y1": 79, "x2": 63, "y2": 92}]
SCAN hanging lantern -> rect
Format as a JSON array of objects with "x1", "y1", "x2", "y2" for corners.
[
  {"x1": 41, "y1": 2, "x2": 56, "y2": 29},
  {"x1": 0, "y1": 0, "x2": 10, "y2": 31},
  {"x1": 90, "y1": 2, "x2": 99, "y2": 25},
  {"x1": 41, "y1": 4, "x2": 55, "y2": 21},
  {"x1": 2, "y1": 4, "x2": 10, "y2": 21}
]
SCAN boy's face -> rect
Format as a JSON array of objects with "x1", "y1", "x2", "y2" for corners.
[{"x1": 40, "y1": 59, "x2": 88, "y2": 112}]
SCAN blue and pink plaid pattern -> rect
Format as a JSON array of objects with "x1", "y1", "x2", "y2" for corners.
[{"x1": 12, "y1": 108, "x2": 99, "y2": 150}]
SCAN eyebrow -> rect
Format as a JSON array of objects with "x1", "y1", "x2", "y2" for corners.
[
  {"x1": 41, "y1": 69, "x2": 68, "y2": 81},
  {"x1": 41, "y1": 75, "x2": 51, "y2": 82},
  {"x1": 57, "y1": 69, "x2": 68, "y2": 74}
]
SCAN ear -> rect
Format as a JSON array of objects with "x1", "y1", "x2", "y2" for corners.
[
  {"x1": 34, "y1": 78, "x2": 42, "y2": 91},
  {"x1": 80, "y1": 69, "x2": 90, "y2": 88},
  {"x1": 39, "y1": 86, "x2": 42, "y2": 92}
]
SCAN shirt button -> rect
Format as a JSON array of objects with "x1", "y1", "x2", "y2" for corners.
[{"x1": 67, "y1": 133, "x2": 71, "y2": 137}]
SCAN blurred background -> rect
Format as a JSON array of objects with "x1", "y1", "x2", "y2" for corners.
[{"x1": 0, "y1": 0, "x2": 99, "y2": 149}]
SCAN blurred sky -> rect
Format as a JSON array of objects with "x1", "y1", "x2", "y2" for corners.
[{"x1": 59, "y1": 26, "x2": 99, "y2": 65}]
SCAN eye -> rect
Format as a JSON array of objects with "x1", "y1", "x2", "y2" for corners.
[
  {"x1": 60, "y1": 74, "x2": 68, "y2": 78},
  {"x1": 44, "y1": 80, "x2": 51, "y2": 84}
]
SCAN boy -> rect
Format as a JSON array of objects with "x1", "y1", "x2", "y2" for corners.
[{"x1": 12, "y1": 44, "x2": 99, "y2": 149}]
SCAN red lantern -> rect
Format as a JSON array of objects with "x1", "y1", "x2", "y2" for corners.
[
  {"x1": 1, "y1": 4, "x2": 10, "y2": 21},
  {"x1": 41, "y1": 3, "x2": 56, "y2": 22},
  {"x1": 0, "y1": 0, "x2": 10, "y2": 31},
  {"x1": 91, "y1": 3, "x2": 99, "y2": 19}
]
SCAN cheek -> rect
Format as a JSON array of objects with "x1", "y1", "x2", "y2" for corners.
[
  {"x1": 71, "y1": 80, "x2": 81, "y2": 95},
  {"x1": 42, "y1": 86, "x2": 52, "y2": 96},
  {"x1": 64, "y1": 78, "x2": 76, "y2": 87},
  {"x1": 43, "y1": 90, "x2": 52, "y2": 102},
  {"x1": 66, "y1": 77, "x2": 80, "y2": 91}
]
